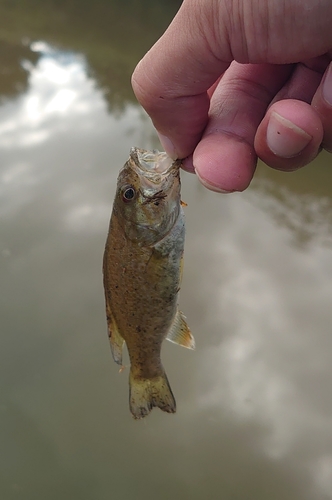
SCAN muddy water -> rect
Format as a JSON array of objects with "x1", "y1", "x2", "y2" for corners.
[{"x1": 1, "y1": 2, "x2": 332, "y2": 499}]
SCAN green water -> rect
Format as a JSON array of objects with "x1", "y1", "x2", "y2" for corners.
[{"x1": 1, "y1": 1, "x2": 332, "y2": 499}]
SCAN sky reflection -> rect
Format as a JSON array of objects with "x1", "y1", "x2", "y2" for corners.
[
  {"x1": 182, "y1": 179, "x2": 332, "y2": 498},
  {"x1": 0, "y1": 41, "x2": 148, "y2": 222},
  {"x1": 1, "y1": 40, "x2": 332, "y2": 500}
]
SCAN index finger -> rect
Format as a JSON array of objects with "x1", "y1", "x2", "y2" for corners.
[{"x1": 131, "y1": 0, "x2": 231, "y2": 159}]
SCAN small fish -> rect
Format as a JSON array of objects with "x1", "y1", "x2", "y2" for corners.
[{"x1": 103, "y1": 147, "x2": 195, "y2": 419}]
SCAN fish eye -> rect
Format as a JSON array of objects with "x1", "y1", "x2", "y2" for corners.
[{"x1": 122, "y1": 186, "x2": 136, "y2": 202}]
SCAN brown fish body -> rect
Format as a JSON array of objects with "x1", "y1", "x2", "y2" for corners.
[{"x1": 103, "y1": 148, "x2": 194, "y2": 419}]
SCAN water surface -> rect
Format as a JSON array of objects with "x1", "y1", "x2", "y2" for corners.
[{"x1": 1, "y1": 2, "x2": 332, "y2": 499}]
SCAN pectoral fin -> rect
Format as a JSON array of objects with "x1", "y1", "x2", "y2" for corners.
[
  {"x1": 166, "y1": 309, "x2": 195, "y2": 349},
  {"x1": 105, "y1": 301, "x2": 125, "y2": 365}
]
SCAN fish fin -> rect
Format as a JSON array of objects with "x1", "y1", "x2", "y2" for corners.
[
  {"x1": 129, "y1": 369, "x2": 176, "y2": 419},
  {"x1": 105, "y1": 302, "x2": 125, "y2": 365},
  {"x1": 180, "y1": 200, "x2": 188, "y2": 207},
  {"x1": 166, "y1": 309, "x2": 195, "y2": 349},
  {"x1": 179, "y1": 255, "x2": 184, "y2": 287}
]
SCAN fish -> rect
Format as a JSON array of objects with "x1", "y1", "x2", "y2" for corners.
[{"x1": 103, "y1": 147, "x2": 195, "y2": 419}]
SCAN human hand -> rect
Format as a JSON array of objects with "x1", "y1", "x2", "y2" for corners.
[{"x1": 131, "y1": 0, "x2": 332, "y2": 193}]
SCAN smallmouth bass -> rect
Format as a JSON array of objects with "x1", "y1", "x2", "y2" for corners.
[{"x1": 103, "y1": 147, "x2": 194, "y2": 419}]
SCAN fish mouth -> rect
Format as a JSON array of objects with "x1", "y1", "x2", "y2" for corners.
[{"x1": 130, "y1": 147, "x2": 181, "y2": 181}]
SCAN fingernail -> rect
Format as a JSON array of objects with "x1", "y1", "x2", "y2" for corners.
[
  {"x1": 157, "y1": 133, "x2": 178, "y2": 160},
  {"x1": 267, "y1": 112, "x2": 312, "y2": 158},
  {"x1": 322, "y1": 62, "x2": 332, "y2": 106},
  {"x1": 195, "y1": 169, "x2": 234, "y2": 193}
]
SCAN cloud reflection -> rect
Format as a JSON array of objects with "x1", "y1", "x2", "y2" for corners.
[
  {"x1": 185, "y1": 182, "x2": 332, "y2": 497},
  {"x1": 0, "y1": 41, "x2": 148, "y2": 223},
  {"x1": 0, "y1": 41, "x2": 105, "y2": 151}
]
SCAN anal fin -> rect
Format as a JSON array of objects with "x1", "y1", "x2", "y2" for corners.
[{"x1": 166, "y1": 309, "x2": 195, "y2": 349}]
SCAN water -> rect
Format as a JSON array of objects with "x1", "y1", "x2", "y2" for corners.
[{"x1": 1, "y1": 1, "x2": 332, "y2": 499}]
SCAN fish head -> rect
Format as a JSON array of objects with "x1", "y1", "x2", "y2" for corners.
[{"x1": 113, "y1": 148, "x2": 182, "y2": 246}]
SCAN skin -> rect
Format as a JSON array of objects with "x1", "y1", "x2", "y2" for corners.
[{"x1": 131, "y1": 0, "x2": 332, "y2": 193}]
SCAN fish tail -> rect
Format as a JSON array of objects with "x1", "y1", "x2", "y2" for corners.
[{"x1": 129, "y1": 369, "x2": 176, "y2": 419}]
